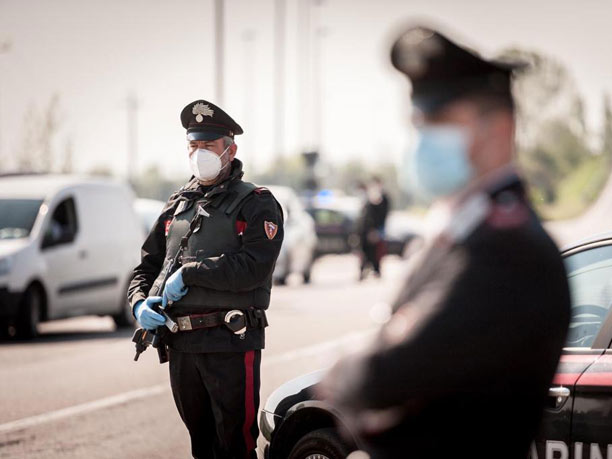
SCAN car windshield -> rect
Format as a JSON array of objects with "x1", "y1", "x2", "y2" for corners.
[
  {"x1": 564, "y1": 244, "x2": 612, "y2": 347},
  {"x1": 0, "y1": 199, "x2": 43, "y2": 239}
]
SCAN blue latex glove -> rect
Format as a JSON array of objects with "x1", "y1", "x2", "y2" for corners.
[
  {"x1": 133, "y1": 296, "x2": 165, "y2": 330},
  {"x1": 162, "y1": 268, "x2": 188, "y2": 308}
]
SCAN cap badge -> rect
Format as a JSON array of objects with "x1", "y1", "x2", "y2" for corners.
[
  {"x1": 264, "y1": 221, "x2": 278, "y2": 240},
  {"x1": 192, "y1": 103, "x2": 214, "y2": 123}
]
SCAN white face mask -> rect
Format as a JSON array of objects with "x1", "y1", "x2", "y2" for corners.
[{"x1": 189, "y1": 146, "x2": 230, "y2": 182}]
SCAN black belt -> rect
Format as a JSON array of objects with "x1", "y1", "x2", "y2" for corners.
[{"x1": 175, "y1": 309, "x2": 267, "y2": 334}]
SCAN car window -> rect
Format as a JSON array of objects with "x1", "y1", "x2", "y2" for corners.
[
  {"x1": 43, "y1": 197, "x2": 78, "y2": 247},
  {"x1": 312, "y1": 209, "x2": 344, "y2": 226},
  {"x1": 0, "y1": 198, "x2": 43, "y2": 239},
  {"x1": 564, "y1": 245, "x2": 612, "y2": 348}
]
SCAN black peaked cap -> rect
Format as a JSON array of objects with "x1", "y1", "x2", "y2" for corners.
[
  {"x1": 181, "y1": 100, "x2": 243, "y2": 141},
  {"x1": 391, "y1": 25, "x2": 525, "y2": 113}
]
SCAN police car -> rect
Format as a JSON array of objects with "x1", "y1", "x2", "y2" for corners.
[{"x1": 260, "y1": 231, "x2": 612, "y2": 459}]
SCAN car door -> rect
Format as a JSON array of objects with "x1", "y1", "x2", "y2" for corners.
[
  {"x1": 571, "y1": 348, "x2": 612, "y2": 458},
  {"x1": 532, "y1": 241, "x2": 612, "y2": 458},
  {"x1": 41, "y1": 195, "x2": 92, "y2": 318},
  {"x1": 74, "y1": 185, "x2": 125, "y2": 313}
]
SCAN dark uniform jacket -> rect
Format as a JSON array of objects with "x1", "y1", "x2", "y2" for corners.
[
  {"x1": 321, "y1": 173, "x2": 570, "y2": 458},
  {"x1": 359, "y1": 192, "x2": 389, "y2": 236},
  {"x1": 128, "y1": 160, "x2": 284, "y2": 353}
]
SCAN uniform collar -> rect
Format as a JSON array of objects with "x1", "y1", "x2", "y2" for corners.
[{"x1": 424, "y1": 165, "x2": 523, "y2": 244}]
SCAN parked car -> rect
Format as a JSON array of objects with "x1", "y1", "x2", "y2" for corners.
[
  {"x1": 384, "y1": 211, "x2": 422, "y2": 256},
  {"x1": 260, "y1": 231, "x2": 612, "y2": 458},
  {"x1": 265, "y1": 186, "x2": 318, "y2": 284},
  {"x1": 306, "y1": 195, "x2": 421, "y2": 258},
  {"x1": 305, "y1": 196, "x2": 361, "y2": 257},
  {"x1": 0, "y1": 174, "x2": 142, "y2": 337}
]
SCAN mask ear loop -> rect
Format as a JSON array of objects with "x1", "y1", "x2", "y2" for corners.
[{"x1": 218, "y1": 143, "x2": 232, "y2": 172}]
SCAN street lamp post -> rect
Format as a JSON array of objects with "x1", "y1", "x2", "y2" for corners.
[
  {"x1": 241, "y1": 29, "x2": 257, "y2": 166},
  {"x1": 0, "y1": 39, "x2": 12, "y2": 164},
  {"x1": 274, "y1": 0, "x2": 286, "y2": 162},
  {"x1": 214, "y1": 0, "x2": 225, "y2": 105},
  {"x1": 126, "y1": 92, "x2": 139, "y2": 185}
]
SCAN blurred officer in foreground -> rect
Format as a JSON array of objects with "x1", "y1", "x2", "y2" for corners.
[
  {"x1": 128, "y1": 100, "x2": 283, "y2": 458},
  {"x1": 318, "y1": 25, "x2": 570, "y2": 458},
  {"x1": 357, "y1": 176, "x2": 390, "y2": 280}
]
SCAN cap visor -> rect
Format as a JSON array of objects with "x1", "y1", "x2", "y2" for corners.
[{"x1": 187, "y1": 131, "x2": 224, "y2": 141}]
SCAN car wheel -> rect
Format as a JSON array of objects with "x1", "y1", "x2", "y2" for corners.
[
  {"x1": 16, "y1": 285, "x2": 42, "y2": 339},
  {"x1": 112, "y1": 298, "x2": 135, "y2": 328},
  {"x1": 288, "y1": 428, "x2": 352, "y2": 459},
  {"x1": 275, "y1": 276, "x2": 287, "y2": 286},
  {"x1": 303, "y1": 263, "x2": 313, "y2": 284}
]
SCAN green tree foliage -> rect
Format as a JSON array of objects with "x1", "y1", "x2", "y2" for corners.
[
  {"x1": 251, "y1": 155, "x2": 308, "y2": 188},
  {"x1": 502, "y1": 48, "x2": 610, "y2": 218},
  {"x1": 131, "y1": 164, "x2": 183, "y2": 202},
  {"x1": 602, "y1": 93, "x2": 612, "y2": 162}
]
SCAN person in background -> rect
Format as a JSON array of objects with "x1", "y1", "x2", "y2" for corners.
[{"x1": 357, "y1": 176, "x2": 390, "y2": 280}]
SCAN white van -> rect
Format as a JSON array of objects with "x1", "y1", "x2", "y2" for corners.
[{"x1": 0, "y1": 174, "x2": 142, "y2": 337}]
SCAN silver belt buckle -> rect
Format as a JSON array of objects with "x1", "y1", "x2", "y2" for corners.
[
  {"x1": 224, "y1": 310, "x2": 246, "y2": 335},
  {"x1": 177, "y1": 316, "x2": 192, "y2": 331}
]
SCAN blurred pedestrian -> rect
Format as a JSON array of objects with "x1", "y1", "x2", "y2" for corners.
[
  {"x1": 128, "y1": 100, "x2": 283, "y2": 459},
  {"x1": 357, "y1": 176, "x2": 390, "y2": 280},
  {"x1": 318, "y1": 25, "x2": 570, "y2": 459}
]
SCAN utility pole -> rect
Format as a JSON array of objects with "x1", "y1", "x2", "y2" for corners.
[
  {"x1": 297, "y1": 0, "x2": 312, "y2": 154},
  {"x1": 214, "y1": 0, "x2": 225, "y2": 105},
  {"x1": 126, "y1": 92, "x2": 139, "y2": 185},
  {"x1": 241, "y1": 29, "x2": 257, "y2": 167},
  {"x1": 312, "y1": 0, "x2": 326, "y2": 156},
  {"x1": 274, "y1": 0, "x2": 286, "y2": 161},
  {"x1": 0, "y1": 39, "x2": 12, "y2": 164}
]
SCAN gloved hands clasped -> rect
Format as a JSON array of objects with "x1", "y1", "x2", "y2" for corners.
[
  {"x1": 134, "y1": 296, "x2": 165, "y2": 330},
  {"x1": 162, "y1": 267, "x2": 189, "y2": 307}
]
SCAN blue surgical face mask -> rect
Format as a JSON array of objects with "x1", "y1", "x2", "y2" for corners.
[{"x1": 400, "y1": 125, "x2": 475, "y2": 203}]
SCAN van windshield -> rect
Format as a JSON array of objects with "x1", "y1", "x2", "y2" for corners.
[{"x1": 0, "y1": 199, "x2": 43, "y2": 239}]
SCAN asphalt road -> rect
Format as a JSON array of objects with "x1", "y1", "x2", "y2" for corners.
[
  {"x1": 0, "y1": 254, "x2": 403, "y2": 459},
  {"x1": 1, "y1": 176, "x2": 609, "y2": 459}
]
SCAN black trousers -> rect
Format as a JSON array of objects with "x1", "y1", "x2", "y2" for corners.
[
  {"x1": 168, "y1": 349, "x2": 261, "y2": 459},
  {"x1": 360, "y1": 233, "x2": 384, "y2": 274}
]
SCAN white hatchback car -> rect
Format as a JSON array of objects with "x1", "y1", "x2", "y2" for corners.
[
  {"x1": 265, "y1": 185, "x2": 318, "y2": 285},
  {"x1": 0, "y1": 174, "x2": 142, "y2": 337}
]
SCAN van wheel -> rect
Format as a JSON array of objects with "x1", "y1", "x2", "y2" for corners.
[
  {"x1": 303, "y1": 261, "x2": 314, "y2": 284},
  {"x1": 275, "y1": 275, "x2": 287, "y2": 286},
  {"x1": 112, "y1": 298, "x2": 135, "y2": 328},
  {"x1": 17, "y1": 285, "x2": 42, "y2": 339},
  {"x1": 288, "y1": 428, "x2": 352, "y2": 459}
]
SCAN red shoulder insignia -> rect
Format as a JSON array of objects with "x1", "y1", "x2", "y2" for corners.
[
  {"x1": 486, "y1": 200, "x2": 529, "y2": 229},
  {"x1": 264, "y1": 221, "x2": 278, "y2": 239},
  {"x1": 236, "y1": 220, "x2": 247, "y2": 235},
  {"x1": 254, "y1": 187, "x2": 270, "y2": 195}
]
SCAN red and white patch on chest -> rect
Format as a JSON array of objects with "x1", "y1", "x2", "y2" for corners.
[
  {"x1": 236, "y1": 220, "x2": 247, "y2": 235},
  {"x1": 164, "y1": 219, "x2": 172, "y2": 236}
]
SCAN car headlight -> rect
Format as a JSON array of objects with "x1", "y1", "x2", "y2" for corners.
[{"x1": 0, "y1": 256, "x2": 13, "y2": 276}]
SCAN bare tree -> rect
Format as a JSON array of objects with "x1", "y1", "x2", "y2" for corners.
[{"x1": 16, "y1": 94, "x2": 62, "y2": 172}]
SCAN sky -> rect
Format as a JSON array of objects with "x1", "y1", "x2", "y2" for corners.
[{"x1": 1, "y1": 0, "x2": 612, "y2": 181}]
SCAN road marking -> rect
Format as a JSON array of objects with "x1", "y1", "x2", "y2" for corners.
[
  {"x1": 0, "y1": 385, "x2": 167, "y2": 435},
  {"x1": 0, "y1": 328, "x2": 377, "y2": 435}
]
